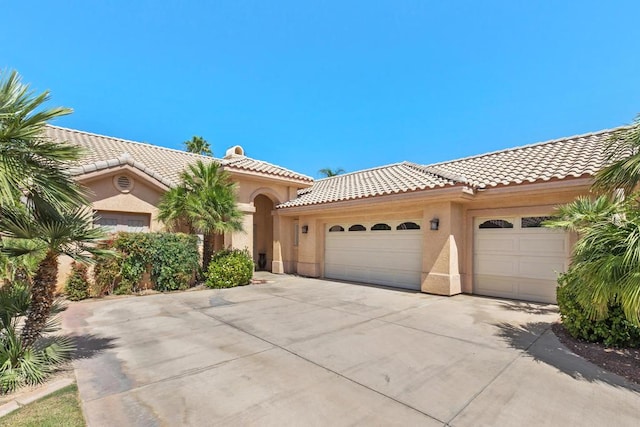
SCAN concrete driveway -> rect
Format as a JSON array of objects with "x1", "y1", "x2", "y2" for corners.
[{"x1": 62, "y1": 274, "x2": 640, "y2": 426}]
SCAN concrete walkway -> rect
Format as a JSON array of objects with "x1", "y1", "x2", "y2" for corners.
[{"x1": 62, "y1": 274, "x2": 640, "y2": 426}]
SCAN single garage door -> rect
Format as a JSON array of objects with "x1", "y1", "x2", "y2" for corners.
[
  {"x1": 473, "y1": 216, "x2": 569, "y2": 303},
  {"x1": 324, "y1": 221, "x2": 423, "y2": 290}
]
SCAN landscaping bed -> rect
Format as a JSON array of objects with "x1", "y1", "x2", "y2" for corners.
[{"x1": 552, "y1": 322, "x2": 640, "y2": 385}]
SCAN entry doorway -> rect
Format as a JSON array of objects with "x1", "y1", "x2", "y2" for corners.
[{"x1": 253, "y1": 194, "x2": 274, "y2": 271}]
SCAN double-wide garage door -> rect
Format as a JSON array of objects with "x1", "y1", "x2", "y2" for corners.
[
  {"x1": 474, "y1": 216, "x2": 569, "y2": 303},
  {"x1": 324, "y1": 221, "x2": 423, "y2": 290}
]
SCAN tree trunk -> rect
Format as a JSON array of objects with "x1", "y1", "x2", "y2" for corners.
[
  {"x1": 202, "y1": 232, "x2": 214, "y2": 272},
  {"x1": 21, "y1": 250, "x2": 58, "y2": 347}
]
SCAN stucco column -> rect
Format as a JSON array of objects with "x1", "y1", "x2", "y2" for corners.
[
  {"x1": 421, "y1": 202, "x2": 463, "y2": 296},
  {"x1": 225, "y1": 202, "x2": 255, "y2": 255},
  {"x1": 272, "y1": 214, "x2": 284, "y2": 274},
  {"x1": 272, "y1": 214, "x2": 295, "y2": 274},
  {"x1": 296, "y1": 217, "x2": 322, "y2": 277}
]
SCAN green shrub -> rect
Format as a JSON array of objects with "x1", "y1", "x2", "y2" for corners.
[
  {"x1": 64, "y1": 262, "x2": 90, "y2": 301},
  {"x1": 0, "y1": 282, "x2": 74, "y2": 394},
  {"x1": 205, "y1": 249, "x2": 254, "y2": 289},
  {"x1": 92, "y1": 232, "x2": 200, "y2": 294},
  {"x1": 557, "y1": 283, "x2": 640, "y2": 348}
]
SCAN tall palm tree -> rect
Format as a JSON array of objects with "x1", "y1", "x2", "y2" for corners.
[
  {"x1": 318, "y1": 167, "x2": 345, "y2": 177},
  {"x1": 158, "y1": 160, "x2": 243, "y2": 270},
  {"x1": 0, "y1": 200, "x2": 107, "y2": 347},
  {"x1": 0, "y1": 70, "x2": 85, "y2": 208},
  {"x1": 184, "y1": 136, "x2": 213, "y2": 156}
]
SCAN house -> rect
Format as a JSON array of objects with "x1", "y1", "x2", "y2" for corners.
[{"x1": 49, "y1": 124, "x2": 622, "y2": 303}]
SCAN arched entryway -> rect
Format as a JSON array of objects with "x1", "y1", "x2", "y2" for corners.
[{"x1": 253, "y1": 194, "x2": 275, "y2": 271}]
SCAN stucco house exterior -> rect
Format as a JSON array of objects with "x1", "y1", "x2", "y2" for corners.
[{"x1": 49, "y1": 124, "x2": 621, "y2": 304}]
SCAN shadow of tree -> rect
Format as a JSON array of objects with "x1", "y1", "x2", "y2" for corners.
[
  {"x1": 68, "y1": 334, "x2": 117, "y2": 360},
  {"x1": 496, "y1": 300, "x2": 558, "y2": 316},
  {"x1": 495, "y1": 321, "x2": 640, "y2": 392}
]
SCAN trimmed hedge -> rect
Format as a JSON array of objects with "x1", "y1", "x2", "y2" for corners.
[
  {"x1": 205, "y1": 249, "x2": 254, "y2": 289},
  {"x1": 65, "y1": 262, "x2": 90, "y2": 301},
  {"x1": 557, "y1": 284, "x2": 640, "y2": 348},
  {"x1": 93, "y1": 232, "x2": 200, "y2": 295}
]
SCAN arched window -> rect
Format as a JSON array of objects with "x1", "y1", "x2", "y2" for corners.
[
  {"x1": 329, "y1": 225, "x2": 345, "y2": 232},
  {"x1": 371, "y1": 223, "x2": 391, "y2": 231},
  {"x1": 348, "y1": 224, "x2": 366, "y2": 231},
  {"x1": 521, "y1": 216, "x2": 554, "y2": 228},
  {"x1": 397, "y1": 222, "x2": 420, "y2": 230},
  {"x1": 479, "y1": 219, "x2": 514, "y2": 229}
]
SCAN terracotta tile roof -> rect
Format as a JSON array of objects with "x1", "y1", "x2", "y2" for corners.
[
  {"x1": 429, "y1": 127, "x2": 628, "y2": 188},
  {"x1": 45, "y1": 125, "x2": 312, "y2": 186},
  {"x1": 278, "y1": 127, "x2": 629, "y2": 209},
  {"x1": 277, "y1": 162, "x2": 461, "y2": 208},
  {"x1": 222, "y1": 156, "x2": 313, "y2": 182}
]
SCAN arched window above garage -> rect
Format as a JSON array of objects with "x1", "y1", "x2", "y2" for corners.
[
  {"x1": 479, "y1": 219, "x2": 514, "y2": 229},
  {"x1": 348, "y1": 224, "x2": 366, "y2": 231},
  {"x1": 521, "y1": 216, "x2": 554, "y2": 228},
  {"x1": 397, "y1": 222, "x2": 420, "y2": 230},
  {"x1": 371, "y1": 223, "x2": 391, "y2": 231},
  {"x1": 329, "y1": 225, "x2": 345, "y2": 232}
]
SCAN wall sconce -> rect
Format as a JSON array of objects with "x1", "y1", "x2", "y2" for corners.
[
  {"x1": 301, "y1": 225, "x2": 309, "y2": 234},
  {"x1": 429, "y1": 218, "x2": 439, "y2": 231}
]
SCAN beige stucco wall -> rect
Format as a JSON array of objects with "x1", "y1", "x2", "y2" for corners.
[{"x1": 280, "y1": 178, "x2": 592, "y2": 297}]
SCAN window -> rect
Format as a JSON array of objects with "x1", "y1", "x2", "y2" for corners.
[
  {"x1": 94, "y1": 211, "x2": 150, "y2": 233},
  {"x1": 348, "y1": 224, "x2": 366, "y2": 231},
  {"x1": 127, "y1": 219, "x2": 145, "y2": 232},
  {"x1": 96, "y1": 217, "x2": 118, "y2": 232},
  {"x1": 521, "y1": 216, "x2": 555, "y2": 228},
  {"x1": 371, "y1": 223, "x2": 391, "y2": 231},
  {"x1": 478, "y1": 219, "x2": 513, "y2": 229},
  {"x1": 329, "y1": 225, "x2": 345, "y2": 232},
  {"x1": 397, "y1": 222, "x2": 420, "y2": 230}
]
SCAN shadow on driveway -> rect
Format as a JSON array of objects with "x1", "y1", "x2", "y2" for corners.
[
  {"x1": 495, "y1": 321, "x2": 640, "y2": 392},
  {"x1": 68, "y1": 334, "x2": 117, "y2": 360}
]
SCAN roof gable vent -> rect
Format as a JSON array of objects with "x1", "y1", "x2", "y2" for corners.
[
  {"x1": 224, "y1": 145, "x2": 245, "y2": 158},
  {"x1": 114, "y1": 175, "x2": 133, "y2": 193}
]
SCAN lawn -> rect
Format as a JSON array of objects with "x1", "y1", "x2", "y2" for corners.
[{"x1": 0, "y1": 384, "x2": 85, "y2": 427}]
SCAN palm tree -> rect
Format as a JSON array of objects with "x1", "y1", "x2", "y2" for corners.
[
  {"x1": 592, "y1": 115, "x2": 640, "y2": 194},
  {"x1": 546, "y1": 116, "x2": 640, "y2": 327},
  {"x1": 184, "y1": 136, "x2": 213, "y2": 156},
  {"x1": 0, "y1": 70, "x2": 85, "y2": 208},
  {"x1": 0, "y1": 200, "x2": 107, "y2": 347},
  {"x1": 158, "y1": 160, "x2": 243, "y2": 270},
  {"x1": 318, "y1": 167, "x2": 345, "y2": 177}
]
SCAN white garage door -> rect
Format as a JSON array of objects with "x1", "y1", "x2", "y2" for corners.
[
  {"x1": 474, "y1": 216, "x2": 569, "y2": 303},
  {"x1": 324, "y1": 221, "x2": 423, "y2": 290}
]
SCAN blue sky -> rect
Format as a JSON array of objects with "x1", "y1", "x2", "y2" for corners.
[{"x1": 3, "y1": 1, "x2": 639, "y2": 177}]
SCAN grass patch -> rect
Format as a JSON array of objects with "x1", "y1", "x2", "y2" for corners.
[{"x1": 0, "y1": 384, "x2": 84, "y2": 427}]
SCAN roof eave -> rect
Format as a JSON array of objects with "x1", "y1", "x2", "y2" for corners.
[{"x1": 276, "y1": 184, "x2": 474, "y2": 214}]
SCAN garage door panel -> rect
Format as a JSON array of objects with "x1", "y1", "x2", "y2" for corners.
[
  {"x1": 325, "y1": 223, "x2": 422, "y2": 290},
  {"x1": 517, "y1": 278, "x2": 557, "y2": 303},
  {"x1": 474, "y1": 254, "x2": 517, "y2": 276},
  {"x1": 475, "y1": 236, "x2": 517, "y2": 253},
  {"x1": 519, "y1": 259, "x2": 565, "y2": 281},
  {"x1": 475, "y1": 275, "x2": 516, "y2": 296},
  {"x1": 517, "y1": 236, "x2": 566, "y2": 255},
  {"x1": 474, "y1": 217, "x2": 568, "y2": 304}
]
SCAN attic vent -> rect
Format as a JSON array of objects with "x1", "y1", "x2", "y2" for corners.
[{"x1": 115, "y1": 175, "x2": 133, "y2": 192}]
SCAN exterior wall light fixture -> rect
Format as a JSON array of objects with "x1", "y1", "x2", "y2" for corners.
[
  {"x1": 301, "y1": 225, "x2": 309, "y2": 234},
  {"x1": 430, "y1": 218, "x2": 439, "y2": 231}
]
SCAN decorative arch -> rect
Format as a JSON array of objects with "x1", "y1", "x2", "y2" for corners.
[{"x1": 249, "y1": 187, "x2": 283, "y2": 205}]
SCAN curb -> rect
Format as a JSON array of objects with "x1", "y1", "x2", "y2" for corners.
[{"x1": 0, "y1": 377, "x2": 75, "y2": 418}]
